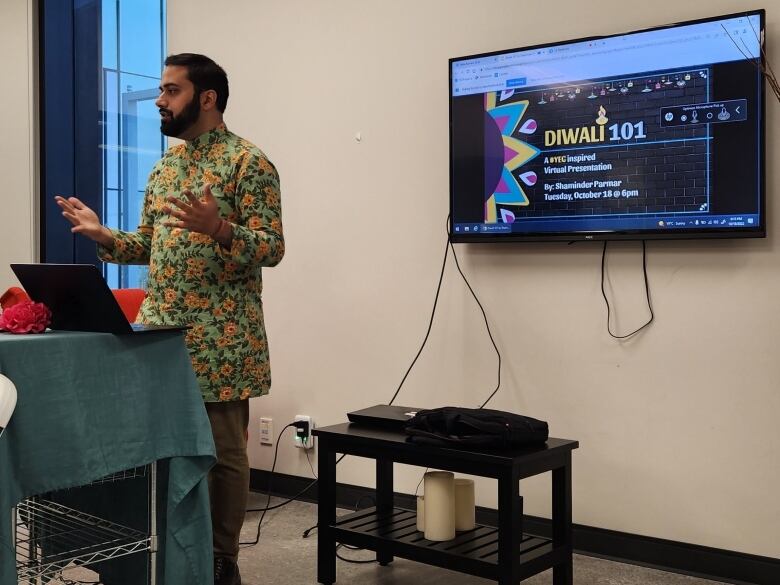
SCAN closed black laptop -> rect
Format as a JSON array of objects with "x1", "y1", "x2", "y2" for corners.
[
  {"x1": 10, "y1": 263, "x2": 185, "y2": 335},
  {"x1": 346, "y1": 404, "x2": 420, "y2": 430}
]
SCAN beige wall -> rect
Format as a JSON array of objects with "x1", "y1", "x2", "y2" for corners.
[
  {"x1": 180, "y1": 0, "x2": 775, "y2": 558},
  {"x1": 0, "y1": 0, "x2": 37, "y2": 288}
]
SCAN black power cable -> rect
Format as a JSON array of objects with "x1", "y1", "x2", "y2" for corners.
[
  {"x1": 414, "y1": 470, "x2": 427, "y2": 497},
  {"x1": 240, "y1": 423, "x2": 297, "y2": 547},
  {"x1": 600, "y1": 240, "x2": 654, "y2": 339},
  {"x1": 263, "y1": 215, "x2": 503, "y2": 551},
  {"x1": 335, "y1": 543, "x2": 377, "y2": 565},
  {"x1": 304, "y1": 447, "x2": 318, "y2": 479},
  {"x1": 386, "y1": 218, "x2": 452, "y2": 407},
  {"x1": 447, "y1": 233, "x2": 502, "y2": 409},
  {"x1": 390, "y1": 215, "x2": 502, "y2": 408},
  {"x1": 243, "y1": 424, "x2": 340, "y2": 547},
  {"x1": 332, "y1": 495, "x2": 379, "y2": 564}
]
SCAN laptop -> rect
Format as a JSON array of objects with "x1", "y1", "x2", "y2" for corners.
[
  {"x1": 347, "y1": 404, "x2": 421, "y2": 430},
  {"x1": 10, "y1": 263, "x2": 186, "y2": 335}
]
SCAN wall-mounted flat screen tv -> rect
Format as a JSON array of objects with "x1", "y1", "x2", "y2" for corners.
[{"x1": 449, "y1": 10, "x2": 766, "y2": 242}]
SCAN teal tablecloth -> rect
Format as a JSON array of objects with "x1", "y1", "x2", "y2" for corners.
[{"x1": 0, "y1": 331, "x2": 216, "y2": 584}]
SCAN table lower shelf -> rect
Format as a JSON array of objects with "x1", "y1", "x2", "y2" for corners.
[
  {"x1": 331, "y1": 507, "x2": 560, "y2": 581},
  {"x1": 15, "y1": 498, "x2": 151, "y2": 584}
]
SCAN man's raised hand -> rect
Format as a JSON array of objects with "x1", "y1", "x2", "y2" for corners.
[
  {"x1": 55, "y1": 196, "x2": 114, "y2": 247},
  {"x1": 162, "y1": 183, "x2": 222, "y2": 236}
]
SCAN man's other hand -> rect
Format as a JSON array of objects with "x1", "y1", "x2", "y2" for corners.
[{"x1": 162, "y1": 183, "x2": 222, "y2": 236}]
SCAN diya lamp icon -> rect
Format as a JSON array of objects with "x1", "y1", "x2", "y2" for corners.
[{"x1": 596, "y1": 105, "x2": 609, "y2": 126}]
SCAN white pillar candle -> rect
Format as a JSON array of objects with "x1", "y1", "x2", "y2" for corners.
[
  {"x1": 416, "y1": 496, "x2": 425, "y2": 532},
  {"x1": 423, "y1": 471, "x2": 455, "y2": 541},
  {"x1": 454, "y1": 478, "x2": 476, "y2": 531}
]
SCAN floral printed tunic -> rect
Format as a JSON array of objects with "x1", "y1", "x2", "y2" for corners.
[{"x1": 98, "y1": 124, "x2": 284, "y2": 402}]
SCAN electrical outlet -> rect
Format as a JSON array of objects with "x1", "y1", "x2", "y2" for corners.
[
  {"x1": 293, "y1": 415, "x2": 314, "y2": 449},
  {"x1": 259, "y1": 417, "x2": 273, "y2": 445}
]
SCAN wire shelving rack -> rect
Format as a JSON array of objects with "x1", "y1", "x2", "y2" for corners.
[{"x1": 13, "y1": 463, "x2": 157, "y2": 585}]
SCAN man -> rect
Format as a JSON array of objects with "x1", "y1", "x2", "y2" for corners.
[{"x1": 55, "y1": 53, "x2": 284, "y2": 585}]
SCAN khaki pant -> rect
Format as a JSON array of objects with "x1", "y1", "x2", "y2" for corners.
[{"x1": 205, "y1": 399, "x2": 250, "y2": 561}]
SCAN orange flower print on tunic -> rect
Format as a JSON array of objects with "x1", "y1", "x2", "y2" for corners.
[
  {"x1": 202, "y1": 168, "x2": 220, "y2": 187},
  {"x1": 209, "y1": 143, "x2": 226, "y2": 161},
  {"x1": 97, "y1": 124, "x2": 284, "y2": 402}
]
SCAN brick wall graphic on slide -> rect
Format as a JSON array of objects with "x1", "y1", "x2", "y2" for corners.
[{"x1": 483, "y1": 68, "x2": 710, "y2": 224}]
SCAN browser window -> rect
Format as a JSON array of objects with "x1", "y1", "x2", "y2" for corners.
[{"x1": 450, "y1": 12, "x2": 764, "y2": 241}]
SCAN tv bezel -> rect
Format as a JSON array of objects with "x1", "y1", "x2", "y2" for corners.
[{"x1": 448, "y1": 9, "x2": 767, "y2": 243}]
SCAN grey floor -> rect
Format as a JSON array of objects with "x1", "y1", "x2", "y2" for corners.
[
  {"x1": 235, "y1": 493, "x2": 723, "y2": 585},
  {"x1": 54, "y1": 492, "x2": 724, "y2": 584}
]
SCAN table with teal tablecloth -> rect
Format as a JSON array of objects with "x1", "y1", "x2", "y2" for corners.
[{"x1": 0, "y1": 330, "x2": 216, "y2": 585}]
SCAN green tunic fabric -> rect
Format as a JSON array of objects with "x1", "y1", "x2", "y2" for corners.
[{"x1": 99, "y1": 124, "x2": 284, "y2": 402}]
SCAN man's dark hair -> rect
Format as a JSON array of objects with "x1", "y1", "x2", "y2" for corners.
[{"x1": 164, "y1": 53, "x2": 229, "y2": 113}]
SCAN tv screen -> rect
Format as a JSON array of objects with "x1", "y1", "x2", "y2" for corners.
[{"x1": 449, "y1": 10, "x2": 766, "y2": 242}]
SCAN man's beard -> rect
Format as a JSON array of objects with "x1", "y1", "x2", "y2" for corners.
[{"x1": 160, "y1": 93, "x2": 201, "y2": 137}]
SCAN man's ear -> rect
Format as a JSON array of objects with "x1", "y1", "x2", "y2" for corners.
[{"x1": 201, "y1": 89, "x2": 218, "y2": 111}]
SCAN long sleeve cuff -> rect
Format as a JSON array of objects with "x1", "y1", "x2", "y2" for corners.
[
  {"x1": 216, "y1": 223, "x2": 284, "y2": 268},
  {"x1": 97, "y1": 228, "x2": 152, "y2": 265}
]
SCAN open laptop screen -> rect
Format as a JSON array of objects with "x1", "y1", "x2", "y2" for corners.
[{"x1": 9, "y1": 263, "x2": 182, "y2": 334}]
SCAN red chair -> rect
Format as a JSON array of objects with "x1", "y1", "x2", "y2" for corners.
[
  {"x1": 111, "y1": 288, "x2": 146, "y2": 323},
  {"x1": 0, "y1": 287, "x2": 31, "y2": 310}
]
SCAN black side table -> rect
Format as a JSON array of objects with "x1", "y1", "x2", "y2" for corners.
[{"x1": 313, "y1": 423, "x2": 578, "y2": 585}]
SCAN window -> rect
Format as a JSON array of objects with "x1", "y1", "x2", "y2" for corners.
[{"x1": 40, "y1": 0, "x2": 166, "y2": 289}]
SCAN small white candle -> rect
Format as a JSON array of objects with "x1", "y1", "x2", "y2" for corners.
[
  {"x1": 454, "y1": 478, "x2": 475, "y2": 531},
  {"x1": 423, "y1": 471, "x2": 455, "y2": 541}
]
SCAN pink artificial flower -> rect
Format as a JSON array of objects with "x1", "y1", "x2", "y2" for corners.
[{"x1": 0, "y1": 300, "x2": 52, "y2": 334}]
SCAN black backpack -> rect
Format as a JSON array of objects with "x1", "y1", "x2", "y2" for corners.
[{"x1": 404, "y1": 406, "x2": 548, "y2": 449}]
